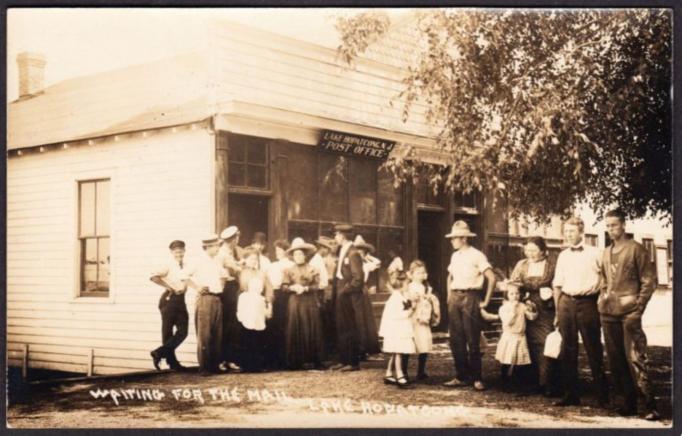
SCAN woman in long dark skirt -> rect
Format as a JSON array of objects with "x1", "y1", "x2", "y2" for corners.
[
  {"x1": 282, "y1": 238, "x2": 325, "y2": 370},
  {"x1": 353, "y1": 235, "x2": 382, "y2": 359},
  {"x1": 510, "y1": 236, "x2": 561, "y2": 396}
]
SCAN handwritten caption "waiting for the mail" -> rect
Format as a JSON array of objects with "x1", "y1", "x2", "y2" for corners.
[{"x1": 89, "y1": 386, "x2": 467, "y2": 417}]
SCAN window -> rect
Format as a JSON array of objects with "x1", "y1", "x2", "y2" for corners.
[
  {"x1": 228, "y1": 134, "x2": 269, "y2": 189},
  {"x1": 318, "y1": 154, "x2": 349, "y2": 222},
  {"x1": 642, "y1": 238, "x2": 656, "y2": 263},
  {"x1": 287, "y1": 147, "x2": 318, "y2": 220},
  {"x1": 584, "y1": 234, "x2": 598, "y2": 247},
  {"x1": 667, "y1": 239, "x2": 673, "y2": 283},
  {"x1": 79, "y1": 179, "x2": 110, "y2": 297},
  {"x1": 378, "y1": 168, "x2": 403, "y2": 226},
  {"x1": 454, "y1": 190, "x2": 478, "y2": 210},
  {"x1": 350, "y1": 159, "x2": 378, "y2": 224}
]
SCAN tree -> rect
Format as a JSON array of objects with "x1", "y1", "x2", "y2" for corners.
[{"x1": 335, "y1": 9, "x2": 672, "y2": 222}]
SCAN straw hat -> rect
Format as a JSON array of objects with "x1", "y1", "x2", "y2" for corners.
[
  {"x1": 315, "y1": 236, "x2": 335, "y2": 251},
  {"x1": 220, "y1": 226, "x2": 240, "y2": 241},
  {"x1": 445, "y1": 220, "x2": 477, "y2": 238},
  {"x1": 352, "y1": 235, "x2": 375, "y2": 253},
  {"x1": 286, "y1": 237, "x2": 317, "y2": 255},
  {"x1": 201, "y1": 234, "x2": 221, "y2": 247}
]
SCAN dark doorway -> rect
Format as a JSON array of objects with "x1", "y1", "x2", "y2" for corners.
[
  {"x1": 418, "y1": 210, "x2": 446, "y2": 330},
  {"x1": 228, "y1": 194, "x2": 269, "y2": 248}
]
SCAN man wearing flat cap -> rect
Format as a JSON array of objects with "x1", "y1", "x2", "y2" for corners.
[
  {"x1": 443, "y1": 220, "x2": 496, "y2": 391},
  {"x1": 149, "y1": 240, "x2": 190, "y2": 371},
  {"x1": 330, "y1": 224, "x2": 364, "y2": 371},
  {"x1": 185, "y1": 234, "x2": 228, "y2": 375}
]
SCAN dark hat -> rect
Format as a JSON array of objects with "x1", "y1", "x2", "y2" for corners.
[
  {"x1": 168, "y1": 240, "x2": 185, "y2": 250},
  {"x1": 334, "y1": 224, "x2": 354, "y2": 233},
  {"x1": 252, "y1": 232, "x2": 267, "y2": 244}
]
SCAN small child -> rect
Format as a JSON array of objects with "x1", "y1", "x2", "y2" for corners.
[
  {"x1": 236, "y1": 271, "x2": 273, "y2": 373},
  {"x1": 404, "y1": 260, "x2": 441, "y2": 381},
  {"x1": 481, "y1": 281, "x2": 537, "y2": 391},
  {"x1": 378, "y1": 269, "x2": 415, "y2": 388}
]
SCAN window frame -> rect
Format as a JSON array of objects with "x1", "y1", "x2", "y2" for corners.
[
  {"x1": 226, "y1": 134, "x2": 270, "y2": 191},
  {"x1": 77, "y1": 178, "x2": 111, "y2": 298}
]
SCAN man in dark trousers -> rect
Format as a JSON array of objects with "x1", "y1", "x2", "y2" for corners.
[
  {"x1": 599, "y1": 209, "x2": 659, "y2": 420},
  {"x1": 552, "y1": 217, "x2": 609, "y2": 407},
  {"x1": 329, "y1": 224, "x2": 364, "y2": 372},
  {"x1": 149, "y1": 240, "x2": 189, "y2": 371}
]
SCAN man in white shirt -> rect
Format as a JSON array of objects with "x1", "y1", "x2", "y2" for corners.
[
  {"x1": 186, "y1": 235, "x2": 227, "y2": 375},
  {"x1": 442, "y1": 221, "x2": 497, "y2": 391},
  {"x1": 552, "y1": 217, "x2": 609, "y2": 407},
  {"x1": 149, "y1": 240, "x2": 189, "y2": 371}
]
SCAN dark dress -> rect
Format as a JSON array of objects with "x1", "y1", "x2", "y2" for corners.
[
  {"x1": 356, "y1": 286, "x2": 381, "y2": 356},
  {"x1": 510, "y1": 257, "x2": 560, "y2": 390},
  {"x1": 282, "y1": 263, "x2": 325, "y2": 369}
]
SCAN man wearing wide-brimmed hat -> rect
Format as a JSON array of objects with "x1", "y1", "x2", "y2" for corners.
[
  {"x1": 184, "y1": 234, "x2": 228, "y2": 375},
  {"x1": 330, "y1": 224, "x2": 364, "y2": 371},
  {"x1": 442, "y1": 220, "x2": 496, "y2": 391}
]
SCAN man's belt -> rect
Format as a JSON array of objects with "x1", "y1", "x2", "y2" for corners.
[
  {"x1": 562, "y1": 292, "x2": 598, "y2": 301},
  {"x1": 451, "y1": 288, "x2": 482, "y2": 293}
]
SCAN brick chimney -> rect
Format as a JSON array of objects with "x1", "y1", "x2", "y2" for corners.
[{"x1": 17, "y1": 52, "x2": 46, "y2": 99}]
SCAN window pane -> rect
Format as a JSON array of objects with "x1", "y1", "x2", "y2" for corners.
[
  {"x1": 287, "y1": 148, "x2": 318, "y2": 220},
  {"x1": 247, "y1": 141, "x2": 267, "y2": 164},
  {"x1": 82, "y1": 238, "x2": 98, "y2": 293},
  {"x1": 230, "y1": 139, "x2": 246, "y2": 163},
  {"x1": 97, "y1": 238, "x2": 110, "y2": 292},
  {"x1": 378, "y1": 168, "x2": 403, "y2": 226},
  {"x1": 79, "y1": 182, "x2": 96, "y2": 237},
  {"x1": 228, "y1": 162, "x2": 245, "y2": 186},
  {"x1": 350, "y1": 159, "x2": 377, "y2": 224},
  {"x1": 246, "y1": 165, "x2": 268, "y2": 189},
  {"x1": 319, "y1": 155, "x2": 349, "y2": 222},
  {"x1": 288, "y1": 221, "x2": 319, "y2": 244},
  {"x1": 95, "y1": 180, "x2": 110, "y2": 235}
]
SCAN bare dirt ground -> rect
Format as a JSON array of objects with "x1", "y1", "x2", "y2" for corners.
[{"x1": 7, "y1": 343, "x2": 671, "y2": 429}]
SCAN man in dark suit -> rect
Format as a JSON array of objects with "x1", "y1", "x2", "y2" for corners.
[{"x1": 329, "y1": 224, "x2": 364, "y2": 372}]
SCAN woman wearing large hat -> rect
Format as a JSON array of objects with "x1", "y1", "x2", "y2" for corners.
[{"x1": 281, "y1": 238, "x2": 325, "y2": 369}]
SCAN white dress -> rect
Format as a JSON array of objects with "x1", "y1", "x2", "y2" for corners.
[
  {"x1": 378, "y1": 290, "x2": 416, "y2": 354},
  {"x1": 494, "y1": 302, "x2": 532, "y2": 365}
]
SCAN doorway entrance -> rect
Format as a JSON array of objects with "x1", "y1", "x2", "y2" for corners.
[
  {"x1": 418, "y1": 209, "x2": 446, "y2": 330},
  {"x1": 228, "y1": 194, "x2": 269, "y2": 248}
]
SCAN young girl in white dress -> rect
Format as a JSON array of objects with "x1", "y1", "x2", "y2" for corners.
[
  {"x1": 404, "y1": 260, "x2": 441, "y2": 381},
  {"x1": 481, "y1": 281, "x2": 537, "y2": 391},
  {"x1": 378, "y1": 269, "x2": 415, "y2": 388}
]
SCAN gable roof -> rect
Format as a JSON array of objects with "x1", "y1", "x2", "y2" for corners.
[
  {"x1": 7, "y1": 51, "x2": 211, "y2": 150},
  {"x1": 8, "y1": 16, "x2": 434, "y2": 151}
]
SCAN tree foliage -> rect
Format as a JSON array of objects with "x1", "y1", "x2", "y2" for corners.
[{"x1": 335, "y1": 9, "x2": 672, "y2": 222}]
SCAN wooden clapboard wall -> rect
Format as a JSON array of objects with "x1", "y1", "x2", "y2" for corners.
[{"x1": 7, "y1": 128, "x2": 214, "y2": 374}]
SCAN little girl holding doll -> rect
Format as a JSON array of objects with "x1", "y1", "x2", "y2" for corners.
[
  {"x1": 378, "y1": 269, "x2": 415, "y2": 388},
  {"x1": 404, "y1": 260, "x2": 441, "y2": 381},
  {"x1": 481, "y1": 281, "x2": 537, "y2": 391}
]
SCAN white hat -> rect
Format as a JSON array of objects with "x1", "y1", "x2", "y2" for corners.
[
  {"x1": 286, "y1": 237, "x2": 317, "y2": 255},
  {"x1": 445, "y1": 220, "x2": 477, "y2": 238},
  {"x1": 352, "y1": 234, "x2": 375, "y2": 253},
  {"x1": 202, "y1": 234, "x2": 221, "y2": 246},
  {"x1": 220, "y1": 226, "x2": 240, "y2": 241}
]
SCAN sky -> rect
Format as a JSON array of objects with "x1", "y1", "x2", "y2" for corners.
[{"x1": 7, "y1": 8, "x2": 401, "y2": 102}]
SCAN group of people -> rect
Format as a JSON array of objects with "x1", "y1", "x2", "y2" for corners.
[
  {"x1": 432, "y1": 212, "x2": 658, "y2": 421},
  {"x1": 149, "y1": 208, "x2": 660, "y2": 421},
  {"x1": 149, "y1": 224, "x2": 387, "y2": 376}
]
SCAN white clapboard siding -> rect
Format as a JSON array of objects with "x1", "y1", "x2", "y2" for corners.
[
  {"x1": 7, "y1": 128, "x2": 213, "y2": 374},
  {"x1": 209, "y1": 23, "x2": 433, "y2": 138}
]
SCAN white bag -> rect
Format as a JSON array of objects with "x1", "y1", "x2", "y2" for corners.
[{"x1": 543, "y1": 329, "x2": 562, "y2": 359}]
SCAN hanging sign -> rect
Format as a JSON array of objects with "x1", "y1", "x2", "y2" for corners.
[{"x1": 318, "y1": 130, "x2": 396, "y2": 160}]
